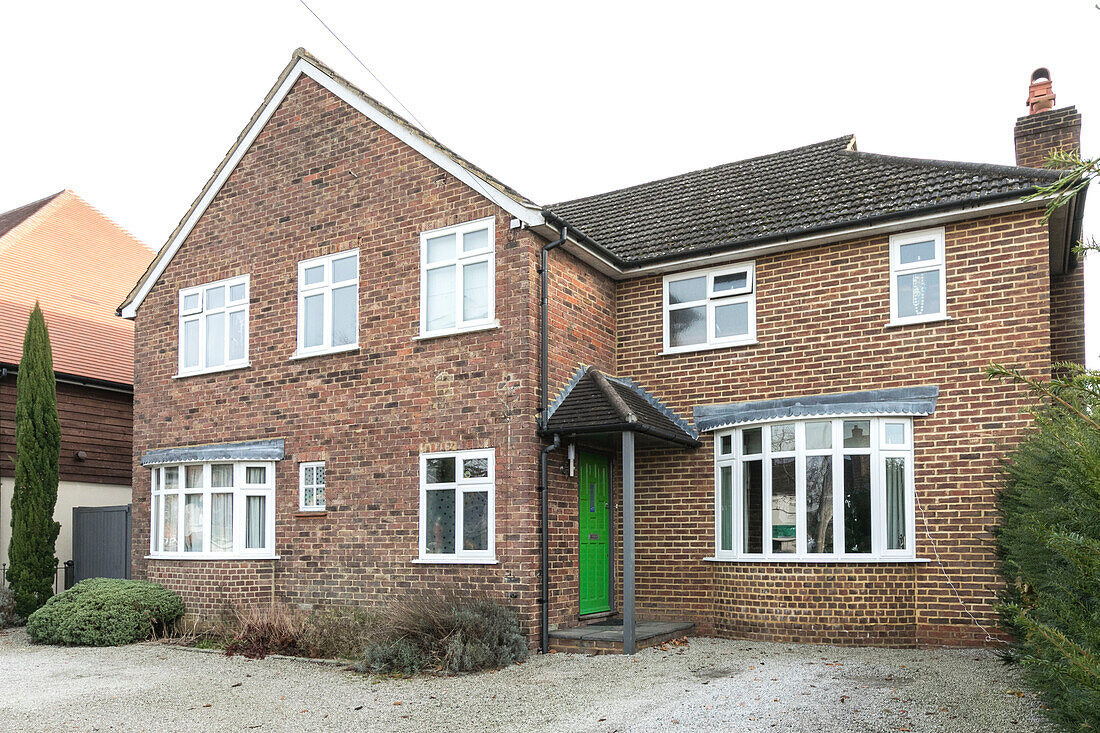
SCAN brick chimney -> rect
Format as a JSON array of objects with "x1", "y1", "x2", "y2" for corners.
[{"x1": 1014, "y1": 68, "x2": 1081, "y2": 168}]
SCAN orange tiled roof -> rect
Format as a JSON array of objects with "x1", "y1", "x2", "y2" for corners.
[{"x1": 0, "y1": 190, "x2": 154, "y2": 385}]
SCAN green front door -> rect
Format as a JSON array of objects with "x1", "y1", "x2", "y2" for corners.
[{"x1": 578, "y1": 451, "x2": 611, "y2": 615}]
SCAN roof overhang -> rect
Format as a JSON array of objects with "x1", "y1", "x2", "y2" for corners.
[
  {"x1": 536, "y1": 193, "x2": 1065, "y2": 280},
  {"x1": 694, "y1": 386, "x2": 939, "y2": 433},
  {"x1": 141, "y1": 438, "x2": 285, "y2": 466},
  {"x1": 119, "y1": 50, "x2": 543, "y2": 319}
]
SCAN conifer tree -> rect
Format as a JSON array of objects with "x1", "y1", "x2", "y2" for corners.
[{"x1": 6, "y1": 304, "x2": 61, "y2": 618}]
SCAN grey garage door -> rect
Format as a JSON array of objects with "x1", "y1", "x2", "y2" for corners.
[{"x1": 72, "y1": 505, "x2": 131, "y2": 583}]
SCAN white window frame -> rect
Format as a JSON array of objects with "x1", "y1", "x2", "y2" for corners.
[
  {"x1": 177, "y1": 275, "x2": 250, "y2": 377},
  {"x1": 418, "y1": 217, "x2": 497, "y2": 339},
  {"x1": 889, "y1": 227, "x2": 947, "y2": 326},
  {"x1": 298, "y1": 461, "x2": 326, "y2": 512},
  {"x1": 713, "y1": 417, "x2": 915, "y2": 562},
  {"x1": 294, "y1": 249, "x2": 360, "y2": 358},
  {"x1": 148, "y1": 461, "x2": 276, "y2": 560},
  {"x1": 663, "y1": 262, "x2": 757, "y2": 354},
  {"x1": 417, "y1": 448, "x2": 496, "y2": 563}
]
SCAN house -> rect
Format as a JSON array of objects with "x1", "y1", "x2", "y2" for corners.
[
  {"x1": 119, "y1": 52, "x2": 1085, "y2": 652},
  {"x1": 1, "y1": 190, "x2": 154, "y2": 584}
]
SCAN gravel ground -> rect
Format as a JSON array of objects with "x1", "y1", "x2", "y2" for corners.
[{"x1": 0, "y1": 628, "x2": 1050, "y2": 732}]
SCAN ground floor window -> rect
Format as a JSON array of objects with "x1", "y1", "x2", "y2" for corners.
[
  {"x1": 714, "y1": 417, "x2": 914, "y2": 560},
  {"x1": 419, "y1": 449, "x2": 495, "y2": 561},
  {"x1": 149, "y1": 461, "x2": 275, "y2": 558}
]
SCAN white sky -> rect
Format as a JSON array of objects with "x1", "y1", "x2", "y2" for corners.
[{"x1": 0, "y1": 1, "x2": 1095, "y2": 366}]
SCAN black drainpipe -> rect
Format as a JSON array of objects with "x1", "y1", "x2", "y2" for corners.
[{"x1": 537, "y1": 225, "x2": 567, "y2": 654}]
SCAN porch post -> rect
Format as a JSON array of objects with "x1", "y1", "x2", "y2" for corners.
[{"x1": 622, "y1": 430, "x2": 636, "y2": 654}]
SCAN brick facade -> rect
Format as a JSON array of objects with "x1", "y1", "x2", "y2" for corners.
[
  {"x1": 132, "y1": 75, "x2": 546, "y2": 637},
  {"x1": 131, "y1": 65, "x2": 1086, "y2": 649}
]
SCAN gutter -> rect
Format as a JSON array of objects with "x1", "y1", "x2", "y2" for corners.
[
  {"x1": 0, "y1": 363, "x2": 133, "y2": 395},
  {"x1": 540, "y1": 423, "x2": 702, "y2": 449},
  {"x1": 538, "y1": 434, "x2": 560, "y2": 654},
  {"x1": 544, "y1": 188, "x2": 1053, "y2": 276}
]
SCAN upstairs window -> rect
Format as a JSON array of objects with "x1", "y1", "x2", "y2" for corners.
[
  {"x1": 714, "y1": 417, "x2": 914, "y2": 561},
  {"x1": 178, "y1": 275, "x2": 249, "y2": 376},
  {"x1": 419, "y1": 217, "x2": 495, "y2": 338},
  {"x1": 296, "y1": 250, "x2": 359, "y2": 357},
  {"x1": 663, "y1": 263, "x2": 756, "y2": 353},
  {"x1": 889, "y1": 228, "x2": 946, "y2": 325}
]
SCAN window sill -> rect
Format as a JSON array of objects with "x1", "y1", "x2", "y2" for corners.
[
  {"x1": 145, "y1": 554, "x2": 279, "y2": 561},
  {"x1": 703, "y1": 556, "x2": 929, "y2": 564},
  {"x1": 885, "y1": 316, "x2": 952, "y2": 329},
  {"x1": 661, "y1": 340, "x2": 758, "y2": 357},
  {"x1": 411, "y1": 557, "x2": 498, "y2": 565},
  {"x1": 173, "y1": 363, "x2": 251, "y2": 379},
  {"x1": 414, "y1": 320, "x2": 500, "y2": 341},
  {"x1": 289, "y1": 344, "x2": 359, "y2": 360},
  {"x1": 294, "y1": 510, "x2": 327, "y2": 517}
]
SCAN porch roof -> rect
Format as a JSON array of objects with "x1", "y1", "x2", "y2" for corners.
[{"x1": 543, "y1": 366, "x2": 700, "y2": 448}]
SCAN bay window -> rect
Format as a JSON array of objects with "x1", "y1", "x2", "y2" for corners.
[
  {"x1": 419, "y1": 217, "x2": 496, "y2": 337},
  {"x1": 178, "y1": 275, "x2": 249, "y2": 376},
  {"x1": 149, "y1": 461, "x2": 275, "y2": 558},
  {"x1": 418, "y1": 449, "x2": 495, "y2": 562},
  {"x1": 714, "y1": 417, "x2": 914, "y2": 560},
  {"x1": 664, "y1": 262, "x2": 756, "y2": 353}
]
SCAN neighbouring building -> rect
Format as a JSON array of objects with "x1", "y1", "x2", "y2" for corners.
[
  {"x1": 1, "y1": 190, "x2": 153, "y2": 584},
  {"x1": 119, "y1": 53, "x2": 1086, "y2": 651}
]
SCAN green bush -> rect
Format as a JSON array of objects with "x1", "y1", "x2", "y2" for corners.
[
  {"x1": 0, "y1": 585, "x2": 20, "y2": 628},
  {"x1": 358, "y1": 593, "x2": 528, "y2": 675},
  {"x1": 991, "y1": 363, "x2": 1100, "y2": 730},
  {"x1": 26, "y1": 578, "x2": 184, "y2": 646}
]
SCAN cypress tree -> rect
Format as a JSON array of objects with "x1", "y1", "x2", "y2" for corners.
[{"x1": 6, "y1": 304, "x2": 61, "y2": 618}]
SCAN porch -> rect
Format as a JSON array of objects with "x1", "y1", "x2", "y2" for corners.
[{"x1": 542, "y1": 366, "x2": 702, "y2": 654}]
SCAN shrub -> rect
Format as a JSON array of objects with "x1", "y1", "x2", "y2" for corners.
[
  {"x1": 299, "y1": 607, "x2": 376, "y2": 660},
  {"x1": 0, "y1": 585, "x2": 21, "y2": 628},
  {"x1": 990, "y1": 363, "x2": 1100, "y2": 729},
  {"x1": 26, "y1": 578, "x2": 184, "y2": 646},
  {"x1": 358, "y1": 593, "x2": 527, "y2": 675},
  {"x1": 223, "y1": 604, "x2": 307, "y2": 659}
]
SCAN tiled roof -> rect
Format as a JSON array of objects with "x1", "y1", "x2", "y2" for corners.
[
  {"x1": 546, "y1": 136, "x2": 1062, "y2": 266},
  {"x1": 545, "y1": 366, "x2": 700, "y2": 447},
  {"x1": 0, "y1": 191, "x2": 154, "y2": 385}
]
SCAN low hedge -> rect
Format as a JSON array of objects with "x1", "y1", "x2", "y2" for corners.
[{"x1": 26, "y1": 578, "x2": 184, "y2": 646}]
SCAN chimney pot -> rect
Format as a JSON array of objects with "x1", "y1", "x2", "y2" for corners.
[{"x1": 1027, "y1": 67, "x2": 1056, "y2": 115}]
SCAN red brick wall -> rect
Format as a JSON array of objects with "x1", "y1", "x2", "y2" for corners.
[
  {"x1": 1050, "y1": 266, "x2": 1086, "y2": 365},
  {"x1": 146, "y1": 560, "x2": 275, "y2": 618},
  {"x1": 132, "y1": 75, "x2": 545, "y2": 638},
  {"x1": 543, "y1": 249, "x2": 618, "y2": 630},
  {"x1": 611, "y1": 210, "x2": 1052, "y2": 646}
]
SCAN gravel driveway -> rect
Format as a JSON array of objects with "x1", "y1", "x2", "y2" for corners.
[{"x1": 0, "y1": 628, "x2": 1049, "y2": 732}]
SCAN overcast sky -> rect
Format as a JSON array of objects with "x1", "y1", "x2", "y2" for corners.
[{"x1": 0, "y1": 1, "x2": 1095, "y2": 365}]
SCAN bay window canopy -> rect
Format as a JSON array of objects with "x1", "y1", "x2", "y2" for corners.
[
  {"x1": 693, "y1": 386, "x2": 939, "y2": 434},
  {"x1": 141, "y1": 439, "x2": 285, "y2": 466}
]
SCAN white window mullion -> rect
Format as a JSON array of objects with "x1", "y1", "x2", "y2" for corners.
[
  {"x1": 762, "y1": 425, "x2": 773, "y2": 559},
  {"x1": 870, "y1": 419, "x2": 883, "y2": 557},
  {"x1": 795, "y1": 422, "x2": 807, "y2": 556},
  {"x1": 832, "y1": 419, "x2": 844, "y2": 558}
]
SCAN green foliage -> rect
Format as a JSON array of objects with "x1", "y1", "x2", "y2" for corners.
[
  {"x1": 25, "y1": 578, "x2": 185, "y2": 646},
  {"x1": 358, "y1": 593, "x2": 528, "y2": 675},
  {"x1": 6, "y1": 304, "x2": 61, "y2": 618},
  {"x1": 989, "y1": 362, "x2": 1100, "y2": 730},
  {"x1": 0, "y1": 584, "x2": 20, "y2": 628}
]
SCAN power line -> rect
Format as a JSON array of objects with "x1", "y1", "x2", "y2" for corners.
[
  {"x1": 297, "y1": 0, "x2": 428, "y2": 132},
  {"x1": 296, "y1": 0, "x2": 506, "y2": 209}
]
